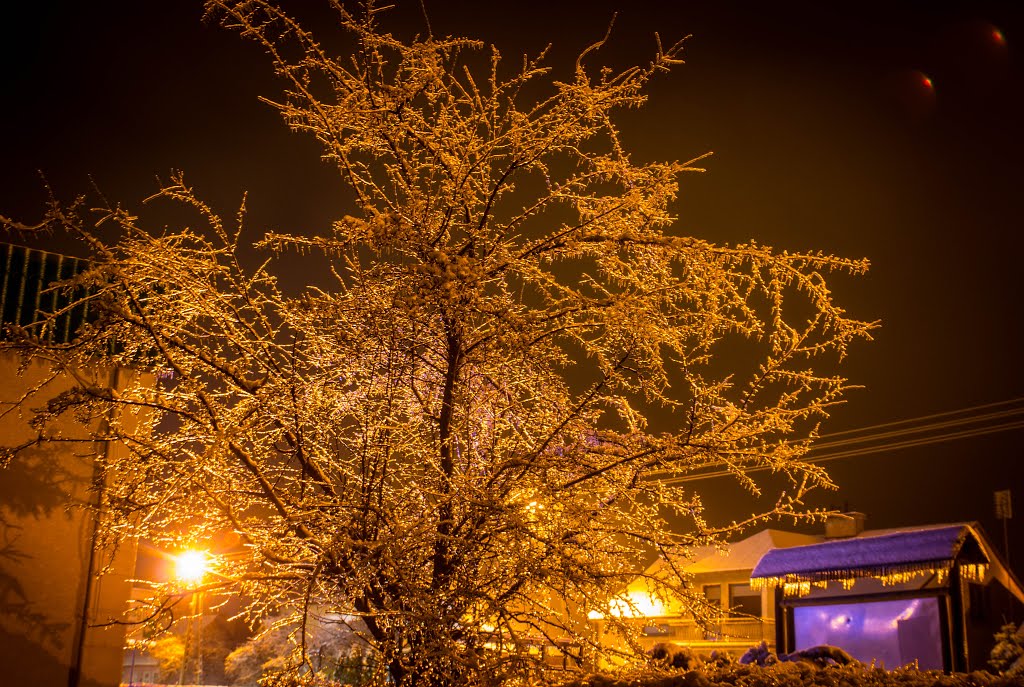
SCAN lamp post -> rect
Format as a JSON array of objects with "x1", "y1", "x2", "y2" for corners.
[
  {"x1": 126, "y1": 637, "x2": 138, "y2": 687},
  {"x1": 174, "y1": 550, "x2": 208, "y2": 686}
]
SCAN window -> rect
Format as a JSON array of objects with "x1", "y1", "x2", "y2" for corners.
[
  {"x1": 703, "y1": 584, "x2": 722, "y2": 609},
  {"x1": 700, "y1": 585, "x2": 724, "y2": 639},
  {"x1": 792, "y1": 596, "x2": 943, "y2": 670},
  {"x1": 728, "y1": 583, "x2": 762, "y2": 617}
]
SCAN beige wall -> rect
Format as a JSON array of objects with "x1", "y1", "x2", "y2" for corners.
[{"x1": 0, "y1": 352, "x2": 138, "y2": 687}]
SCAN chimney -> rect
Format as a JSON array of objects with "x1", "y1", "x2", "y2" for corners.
[{"x1": 825, "y1": 511, "x2": 867, "y2": 539}]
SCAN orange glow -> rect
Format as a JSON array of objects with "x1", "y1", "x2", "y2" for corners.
[
  {"x1": 589, "y1": 591, "x2": 666, "y2": 620},
  {"x1": 174, "y1": 549, "x2": 208, "y2": 584}
]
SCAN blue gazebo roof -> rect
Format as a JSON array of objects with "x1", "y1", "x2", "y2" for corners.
[{"x1": 750, "y1": 524, "x2": 989, "y2": 592}]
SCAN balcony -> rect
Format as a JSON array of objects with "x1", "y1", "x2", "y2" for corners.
[{"x1": 641, "y1": 617, "x2": 774, "y2": 648}]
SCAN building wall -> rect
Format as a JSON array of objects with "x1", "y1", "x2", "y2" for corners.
[
  {"x1": 963, "y1": 575, "x2": 1024, "y2": 671},
  {"x1": 0, "y1": 351, "x2": 138, "y2": 687},
  {"x1": 605, "y1": 568, "x2": 776, "y2": 656}
]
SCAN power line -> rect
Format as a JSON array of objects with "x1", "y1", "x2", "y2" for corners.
[
  {"x1": 652, "y1": 398, "x2": 1024, "y2": 485},
  {"x1": 811, "y1": 406, "x2": 1024, "y2": 452},
  {"x1": 659, "y1": 419, "x2": 1024, "y2": 485},
  {"x1": 815, "y1": 396, "x2": 1024, "y2": 440}
]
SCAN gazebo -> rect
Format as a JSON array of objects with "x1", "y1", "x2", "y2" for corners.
[{"x1": 751, "y1": 523, "x2": 1024, "y2": 672}]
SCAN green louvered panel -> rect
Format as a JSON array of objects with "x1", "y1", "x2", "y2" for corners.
[{"x1": 0, "y1": 243, "x2": 90, "y2": 343}]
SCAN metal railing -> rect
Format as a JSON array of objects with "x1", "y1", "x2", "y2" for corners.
[
  {"x1": 643, "y1": 617, "x2": 773, "y2": 645},
  {"x1": 0, "y1": 243, "x2": 90, "y2": 343}
]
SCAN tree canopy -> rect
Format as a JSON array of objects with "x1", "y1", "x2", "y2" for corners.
[{"x1": 1, "y1": 1, "x2": 874, "y2": 685}]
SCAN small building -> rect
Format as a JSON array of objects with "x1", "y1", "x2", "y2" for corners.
[
  {"x1": 751, "y1": 517, "x2": 1024, "y2": 672},
  {"x1": 608, "y1": 528, "x2": 821, "y2": 655}
]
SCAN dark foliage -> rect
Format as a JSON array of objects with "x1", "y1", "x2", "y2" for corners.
[{"x1": 564, "y1": 663, "x2": 1020, "y2": 687}]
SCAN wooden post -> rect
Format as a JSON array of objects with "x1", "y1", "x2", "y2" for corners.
[{"x1": 948, "y1": 565, "x2": 968, "y2": 672}]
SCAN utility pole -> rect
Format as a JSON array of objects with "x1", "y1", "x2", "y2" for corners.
[
  {"x1": 995, "y1": 489, "x2": 1014, "y2": 622},
  {"x1": 995, "y1": 489, "x2": 1012, "y2": 565}
]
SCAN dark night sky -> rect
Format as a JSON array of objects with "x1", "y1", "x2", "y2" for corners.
[{"x1": 2, "y1": 2, "x2": 1023, "y2": 568}]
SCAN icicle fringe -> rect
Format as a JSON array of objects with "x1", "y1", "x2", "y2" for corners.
[{"x1": 751, "y1": 561, "x2": 988, "y2": 597}]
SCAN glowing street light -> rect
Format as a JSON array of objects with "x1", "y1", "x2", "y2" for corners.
[{"x1": 174, "y1": 549, "x2": 208, "y2": 586}]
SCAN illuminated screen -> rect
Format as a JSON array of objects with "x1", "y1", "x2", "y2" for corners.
[{"x1": 792, "y1": 596, "x2": 943, "y2": 670}]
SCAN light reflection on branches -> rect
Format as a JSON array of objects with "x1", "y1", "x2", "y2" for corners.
[{"x1": 1, "y1": 2, "x2": 875, "y2": 685}]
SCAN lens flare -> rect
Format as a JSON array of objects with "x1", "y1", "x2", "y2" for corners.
[{"x1": 174, "y1": 549, "x2": 208, "y2": 584}]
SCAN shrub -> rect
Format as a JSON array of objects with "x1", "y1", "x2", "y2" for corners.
[
  {"x1": 560, "y1": 661, "x2": 1020, "y2": 687},
  {"x1": 989, "y1": 622, "x2": 1024, "y2": 678}
]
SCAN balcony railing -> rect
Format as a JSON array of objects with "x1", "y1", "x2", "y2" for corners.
[
  {"x1": 641, "y1": 617, "x2": 773, "y2": 645},
  {"x1": 1, "y1": 243, "x2": 90, "y2": 344}
]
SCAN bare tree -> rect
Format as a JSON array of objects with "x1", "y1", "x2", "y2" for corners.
[{"x1": 1, "y1": 1, "x2": 875, "y2": 685}]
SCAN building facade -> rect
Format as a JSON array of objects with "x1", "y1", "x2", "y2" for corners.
[
  {"x1": 617, "y1": 513, "x2": 1023, "y2": 671},
  {"x1": 1, "y1": 243, "x2": 139, "y2": 687},
  {"x1": 607, "y1": 529, "x2": 821, "y2": 655}
]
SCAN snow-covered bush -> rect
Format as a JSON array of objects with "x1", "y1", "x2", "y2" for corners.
[
  {"x1": 563, "y1": 662, "x2": 1020, "y2": 687},
  {"x1": 738, "y1": 641, "x2": 776, "y2": 667},
  {"x1": 738, "y1": 641, "x2": 856, "y2": 669},
  {"x1": 650, "y1": 643, "x2": 739, "y2": 673},
  {"x1": 989, "y1": 622, "x2": 1024, "y2": 678},
  {"x1": 225, "y1": 613, "x2": 373, "y2": 686}
]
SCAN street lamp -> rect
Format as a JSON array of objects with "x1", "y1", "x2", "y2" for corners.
[
  {"x1": 175, "y1": 549, "x2": 208, "y2": 586},
  {"x1": 174, "y1": 549, "x2": 208, "y2": 686}
]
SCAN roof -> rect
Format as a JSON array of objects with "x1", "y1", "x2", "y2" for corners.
[
  {"x1": 751, "y1": 524, "x2": 979, "y2": 579},
  {"x1": 627, "y1": 521, "x2": 1024, "y2": 605},
  {"x1": 749, "y1": 522, "x2": 1024, "y2": 599},
  {"x1": 685, "y1": 529, "x2": 821, "y2": 574}
]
